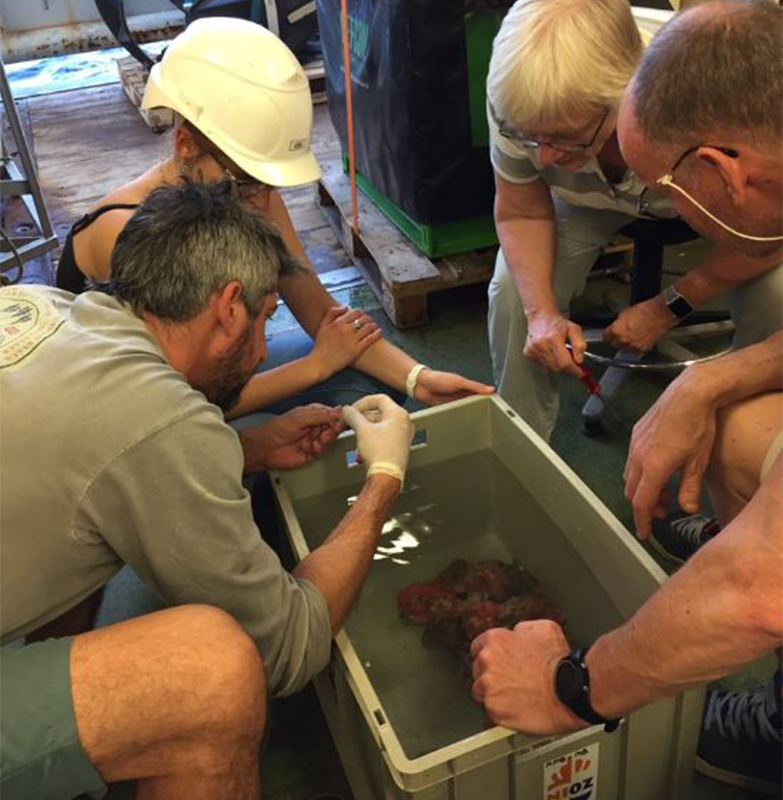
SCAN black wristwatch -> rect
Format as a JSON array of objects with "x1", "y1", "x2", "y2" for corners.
[
  {"x1": 662, "y1": 284, "x2": 694, "y2": 321},
  {"x1": 554, "y1": 647, "x2": 621, "y2": 733}
]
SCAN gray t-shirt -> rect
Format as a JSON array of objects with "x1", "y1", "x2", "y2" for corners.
[{"x1": 0, "y1": 286, "x2": 330, "y2": 696}]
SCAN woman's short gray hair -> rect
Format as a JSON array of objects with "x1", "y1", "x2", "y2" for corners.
[
  {"x1": 109, "y1": 181, "x2": 301, "y2": 322},
  {"x1": 487, "y1": 0, "x2": 643, "y2": 132}
]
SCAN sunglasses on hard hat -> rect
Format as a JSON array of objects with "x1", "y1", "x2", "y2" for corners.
[{"x1": 208, "y1": 147, "x2": 271, "y2": 201}]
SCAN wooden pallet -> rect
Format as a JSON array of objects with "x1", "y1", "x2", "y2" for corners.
[
  {"x1": 303, "y1": 58, "x2": 327, "y2": 105},
  {"x1": 117, "y1": 54, "x2": 327, "y2": 133},
  {"x1": 116, "y1": 57, "x2": 174, "y2": 132},
  {"x1": 316, "y1": 158, "x2": 496, "y2": 328},
  {"x1": 316, "y1": 158, "x2": 636, "y2": 329}
]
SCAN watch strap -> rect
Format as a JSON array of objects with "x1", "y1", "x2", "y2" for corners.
[
  {"x1": 662, "y1": 284, "x2": 694, "y2": 320},
  {"x1": 557, "y1": 647, "x2": 621, "y2": 733}
]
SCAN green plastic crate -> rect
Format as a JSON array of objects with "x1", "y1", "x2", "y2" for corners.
[{"x1": 351, "y1": 168, "x2": 498, "y2": 258}]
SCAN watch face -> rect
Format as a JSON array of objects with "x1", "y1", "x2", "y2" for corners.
[{"x1": 555, "y1": 659, "x2": 583, "y2": 703}]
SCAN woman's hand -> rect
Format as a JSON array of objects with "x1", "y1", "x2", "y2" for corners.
[
  {"x1": 309, "y1": 306, "x2": 382, "y2": 378},
  {"x1": 415, "y1": 369, "x2": 495, "y2": 406}
]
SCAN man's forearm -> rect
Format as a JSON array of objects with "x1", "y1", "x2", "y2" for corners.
[
  {"x1": 673, "y1": 243, "x2": 780, "y2": 308},
  {"x1": 293, "y1": 474, "x2": 400, "y2": 632},
  {"x1": 684, "y1": 330, "x2": 782, "y2": 412},
  {"x1": 587, "y1": 458, "x2": 783, "y2": 719}
]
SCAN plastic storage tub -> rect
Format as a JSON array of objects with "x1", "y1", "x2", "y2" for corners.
[{"x1": 272, "y1": 395, "x2": 703, "y2": 800}]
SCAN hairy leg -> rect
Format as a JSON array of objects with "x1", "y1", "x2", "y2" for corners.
[{"x1": 71, "y1": 605, "x2": 266, "y2": 800}]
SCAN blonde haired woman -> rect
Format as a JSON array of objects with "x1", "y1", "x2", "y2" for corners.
[
  {"x1": 487, "y1": 0, "x2": 782, "y2": 447},
  {"x1": 486, "y1": 0, "x2": 672, "y2": 443}
]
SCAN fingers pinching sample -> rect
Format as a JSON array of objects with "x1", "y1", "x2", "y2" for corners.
[{"x1": 341, "y1": 395, "x2": 415, "y2": 484}]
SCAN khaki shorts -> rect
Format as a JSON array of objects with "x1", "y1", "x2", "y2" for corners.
[{"x1": 0, "y1": 636, "x2": 106, "y2": 800}]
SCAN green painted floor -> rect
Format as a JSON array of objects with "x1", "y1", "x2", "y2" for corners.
[{"x1": 95, "y1": 256, "x2": 774, "y2": 800}]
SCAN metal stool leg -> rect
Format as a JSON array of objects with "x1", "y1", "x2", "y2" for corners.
[
  {"x1": 580, "y1": 237, "x2": 663, "y2": 434},
  {"x1": 581, "y1": 350, "x2": 643, "y2": 435}
]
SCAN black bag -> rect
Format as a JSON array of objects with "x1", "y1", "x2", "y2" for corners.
[{"x1": 318, "y1": 0, "x2": 514, "y2": 225}]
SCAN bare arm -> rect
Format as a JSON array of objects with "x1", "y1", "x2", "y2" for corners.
[
  {"x1": 293, "y1": 474, "x2": 400, "y2": 632},
  {"x1": 272, "y1": 192, "x2": 493, "y2": 402},
  {"x1": 495, "y1": 172, "x2": 586, "y2": 377},
  {"x1": 591, "y1": 455, "x2": 783, "y2": 718},
  {"x1": 471, "y1": 456, "x2": 782, "y2": 733},
  {"x1": 226, "y1": 358, "x2": 330, "y2": 419},
  {"x1": 625, "y1": 331, "x2": 783, "y2": 536},
  {"x1": 495, "y1": 172, "x2": 558, "y2": 314},
  {"x1": 268, "y1": 191, "x2": 415, "y2": 390},
  {"x1": 226, "y1": 305, "x2": 381, "y2": 419},
  {"x1": 673, "y1": 242, "x2": 781, "y2": 307},
  {"x1": 605, "y1": 243, "x2": 781, "y2": 352}
]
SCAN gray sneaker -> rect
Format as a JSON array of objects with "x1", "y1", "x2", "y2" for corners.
[
  {"x1": 696, "y1": 671, "x2": 782, "y2": 795},
  {"x1": 649, "y1": 513, "x2": 720, "y2": 565}
]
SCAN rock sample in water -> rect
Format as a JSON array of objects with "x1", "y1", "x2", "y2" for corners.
[{"x1": 398, "y1": 559, "x2": 565, "y2": 667}]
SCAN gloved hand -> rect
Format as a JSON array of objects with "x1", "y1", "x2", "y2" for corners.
[{"x1": 341, "y1": 394, "x2": 415, "y2": 484}]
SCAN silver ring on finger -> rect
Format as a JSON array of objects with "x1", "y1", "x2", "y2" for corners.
[{"x1": 353, "y1": 319, "x2": 365, "y2": 331}]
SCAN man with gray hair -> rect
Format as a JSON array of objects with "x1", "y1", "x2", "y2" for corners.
[
  {"x1": 473, "y1": 1, "x2": 782, "y2": 794},
  {"x1": 486, "y1": 0, "x2": 781, "y2": 443},
  {"x1": 0, "y1": 182, "x2": 414, "y2": 799}
]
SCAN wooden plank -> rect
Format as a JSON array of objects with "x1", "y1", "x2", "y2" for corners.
[
  {"x1": 116, "y1": 57, "x2": 174, "y2": 132},
  {"x1": 319, "y1": 159, "x2": 441, "y2": 284},
  {"x1": 316, "y1": 157, "x2": 498, "y2": 328}
]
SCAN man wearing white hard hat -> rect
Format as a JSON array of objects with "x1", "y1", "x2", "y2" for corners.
[{"x1": 56, "y1": 17, "x2": 494, "y2": 421}]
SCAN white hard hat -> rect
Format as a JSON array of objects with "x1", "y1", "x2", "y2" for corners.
[{"x1": 143, "y1": 17, "x2": 321, "y2": 187}]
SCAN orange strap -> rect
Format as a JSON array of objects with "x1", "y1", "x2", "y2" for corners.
[{"x1": 340, "y1": 0, "x2": 359, "y2": 235}]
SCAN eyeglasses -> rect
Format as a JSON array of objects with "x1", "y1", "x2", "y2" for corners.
[
  {"x1": 638, "y1": 145, "x2": 782, "y2": 243},
  {"x1": 222, "y1": 166, "x2": 270, "y2": 201},
  {"x1": 208, "y1": 148, "x2": 270, "y2": 201},
  {"x1": 638, "y1": 145, "x2": 738, "y2": 217},
  {"x1": 490, "y1": 102, "x2": 609, "y2": 153}
]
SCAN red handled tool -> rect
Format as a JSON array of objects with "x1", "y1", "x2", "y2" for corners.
[{"x1": 566, "y1": 345, "x2": 624, "y2": 425}]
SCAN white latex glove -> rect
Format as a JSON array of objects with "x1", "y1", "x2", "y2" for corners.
[{"x1": 341, "y1": 394, "x2": 415, "y2": 484}]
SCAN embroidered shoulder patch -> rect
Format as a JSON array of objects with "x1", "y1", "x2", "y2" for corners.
[{"x1": 0, "y1": 287, "x2": 65, "y2": 369}]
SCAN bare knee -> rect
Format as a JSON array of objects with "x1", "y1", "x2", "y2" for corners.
[
  {"x1": 707, "y1": 393, "x2": 782, "y2": 523},
  {"x1": 175, "y1": 606, "x2": 267, "y2": 742},
  {"x1": 72, "y1": 605, "x2": 266, "y2": 783}
]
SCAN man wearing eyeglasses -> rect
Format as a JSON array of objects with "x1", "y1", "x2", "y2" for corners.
[
  {"x1": 486, "y1": 0, "x2": 781, "y2": 445},
  {"x1": 473, "y1": 1, "x2": 782, "y2": 794}
]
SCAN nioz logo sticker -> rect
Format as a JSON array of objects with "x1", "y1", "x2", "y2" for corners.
[{"x1": 543, "y1": 743, "x2": 599, "y2": 800}]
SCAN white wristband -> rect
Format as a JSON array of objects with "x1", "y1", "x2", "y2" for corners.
[{"x1": 405, "y1": 363, "x2": 427, "y2": 399}]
